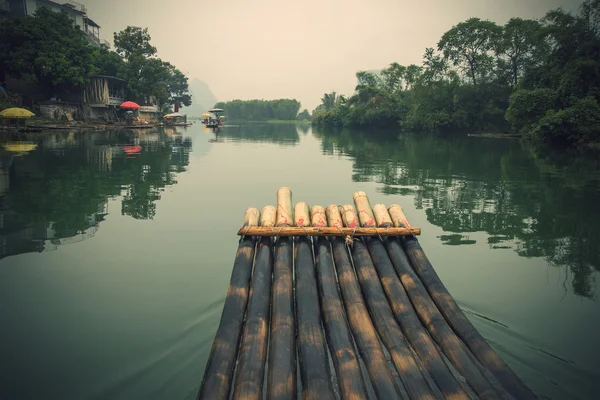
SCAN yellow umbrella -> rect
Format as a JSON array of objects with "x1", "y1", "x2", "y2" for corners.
[
  {"x1": 0, "y1": 108, "x2": 35, "y2": 118},
  {"x1": 3, "y1": 141, "x2": 38, "y2": 154}
]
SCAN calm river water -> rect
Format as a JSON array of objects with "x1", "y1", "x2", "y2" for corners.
[{"x1": 0, "y1": 123, "x2": 598, "y2": 400}]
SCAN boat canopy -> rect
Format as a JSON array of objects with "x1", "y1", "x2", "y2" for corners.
[
  {"x1": 208, "y1": 108, "x2": 224, "y2": 113},
  {"x1": 164, "y1": 112, "x2": 184, "y2": 119}
]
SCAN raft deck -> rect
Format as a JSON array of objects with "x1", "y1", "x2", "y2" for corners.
[{"x1": 197, "y1": 188, "x2": 536, "y2": 400}]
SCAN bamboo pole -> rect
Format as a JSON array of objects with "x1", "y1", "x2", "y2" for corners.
[
  {"x1": 342, "y1": 203, "x2": 438, "y2": 400},
  {"x1": 356, "y1": 202, "x2": 480, "y2": 400},
  {"x1": 364, "y1": 204, "x2": 478, "y2": 400},
  {"x1": 267, "y1": 192, "x2": 296, "y2": 400},
  {"x1": 232, "y1": 207, "x2": 276, "y2": 400},
  {"x1": 236, "y1": 226, "x2": 421, "y2": 237},
  {"x1": 340, "y1": 204, "x2": 359, "y2": 228},
  {"x1": 198, "y1": 208, "x2": 260, "y2": 400},
  {"x1": 379, "y1": 213, "x2": 511, "y2": 399},
  {"x1": 294, "y1": 202, "x2": 335, "y2": 400},
  {"x1": 276, "y1": 187, "x2": 293, "y2": 227},
  {"x1": 262, "y1": 205, "x2": 277, "y2": 228},
  {"x1": 325, "y1": 205, "x2": 401, "y2": 399},
  {"x1": 353, "y1": 192, "x2": 376, "y2": 227},
  {"x1": 311, "y1": 205, "x2": 369, "y2": 400},
  {"x1": 310, "y1": 205, "x2": 327, "y2": 228},
  {"x1": 387, "y1": 204, "x2": 537, "y2": 400},
  {"x1": 358, "y1": 198, "x2": 499, "y2": 400},
  {"x1": 294, "y1": 202, "x2": 310, "y2": 228},
  {"x1": 325, "y1": 205, "x2": 343, "y2": 228}
]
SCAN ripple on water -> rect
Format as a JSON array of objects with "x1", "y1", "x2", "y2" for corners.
[{"x1": 91, "y1": 294, "x2": 227, "y2": 400}]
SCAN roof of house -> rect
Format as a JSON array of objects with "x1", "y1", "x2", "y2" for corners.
[
  {"x1": 37, "y1": 0, "x2": 86, "y2": 15},
  {"x1": 86, "y1": 17, "x2": 100, "y2": 28}
]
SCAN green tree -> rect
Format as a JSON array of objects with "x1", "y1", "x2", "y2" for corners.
[
  {"x1": 91, "y1": 47, "x2": 125, "y2": 77},
  {"x1": 505, "y1": 88, "x2": 557, "y2": 132},
  {"x1": 113, "y1": 26, "x2": 191, "y2": 109},
  {"x1": 213, "y1": 99, "x2": 301, "y2": 120},
  {"x1": 113, "y1": 26, "x2": 157, "y2": 60},
  {"x1": 297, "y1": 109, "x2": 311, "y2": 120},
  {"x1": 498, "y1": 18, "x2": 545, "y2": 86},
  {"x1": 313, "y1": 0, "x2": 600, "y2": 145},
  {"x1": 438, "y1": 18, "x2": 503, "y2": 85},
  {"x1": 421, "y1": 48, "x2": 450, "y2": 84},
  {"x1": 0, "y1": 7, "x2": 97, "y2": 97},
  {"x1": 380, "y1": 62, "x2": 406, "y2": 93},
  {"x1": 319, "y1": 92, "x2": 346, "y2": 111},
  {"x1": 507, "y1": 0, "x2": 600, "y2": 143},
  {"x1": 404, "y1": 64, "x2": 423, "y2": 90},
  {"x1": 164, "y1": 63, "x2": 192, "y2": 107}
]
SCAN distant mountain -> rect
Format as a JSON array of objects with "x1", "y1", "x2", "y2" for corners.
[{"x1": 181, "y1": 79, "x2": 218, "y2": 117}]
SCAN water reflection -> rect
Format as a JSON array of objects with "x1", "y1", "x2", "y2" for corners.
[
  {"x1": 212, "y1": 122, "x2": 300, "y2": 146},
  {"x1": 0, "y1": 128, "x2": 193, "y2": 260},
  {"x1": 313, "y1": 127, "x2": 600, "y2": 299}
]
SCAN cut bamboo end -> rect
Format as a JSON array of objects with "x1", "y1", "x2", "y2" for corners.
[
  {"x1": 294, "y1": 202, "x2": 310, "y2": 227},
  {"x1": 353, "y1": 191, "x2": 376, "y2": 227},
  {"x1": 340, "y1": 205, "x2": 359, "y2": 228},
  {"x1": 310, "y1": 205, "x2": 327, "y2": 227},
  {"x1": 352, "y1": 191, "x2": 367, "y2": 201},
  {"x1": 388, "y1": 204, "x2": 412, "y2": 229},
  {"x1": 243, "y1": 207, "x2": 261, "y2": 227},
  {"x1": 236, "y1": 226, "x2": 421, "y2": 237},
  {"x1": 276, "y1": 187, "x2": 293, "y2": 227},
  {"x1": 261, "y1": 205, "x2": 277, "y2": 227},
  {"x1": 373, "y1": 204, "x2": 393, "y2": 227},
  {"x1": 325, "y1": 204, "x2": 343, "y2": 228}
]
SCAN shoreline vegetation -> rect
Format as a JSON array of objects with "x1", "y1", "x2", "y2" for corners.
[
  {"x1": 311, "y1": 0, "x2": 600, "y2": 148},
  {"x1": 0, "y1": 9, "x2": 191, "y2": 120},
  {"x1": 212, "y1": 99, "x2": 310, "y2": 123},
  {"x1": 2, "y1": 2, "x2": 598, "y2": 151},
  {"x1": 209, "y1": 99, "x2": 313, "y2": 125}
]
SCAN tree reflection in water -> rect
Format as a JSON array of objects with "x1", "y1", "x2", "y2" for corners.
[
  {"x1": 0, "y1": 129, "x2": 193, "y2": 259},
  {"x1": 215, "y1": 122, "x2": 300, "y2": 146},
  {"x1": 313, "y1": 127, "x2": 600, "y2": 299}
]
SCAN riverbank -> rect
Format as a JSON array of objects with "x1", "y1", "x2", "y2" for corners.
[
  {"x1": 467, "y1": 132, "x2": 600, "y2": 149},
  {"x1": 222, "y1": 119, "x2": 311, "y2": 125},
  {"x1": 467, "y1": 132, "x2": 521, "y2": 139},
  {"x1": 266, "y1": 119, "x2": 311, "y2": 124},
  {"x1": 0, "y1": 117, "x2": 168, "y2": 133}
]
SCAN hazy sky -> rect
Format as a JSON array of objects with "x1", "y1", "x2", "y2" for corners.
[{"x1": 79, "y1": 0, "x2": 583, "y2": 111}]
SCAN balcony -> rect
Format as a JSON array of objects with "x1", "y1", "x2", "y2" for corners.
[{"x1": 86, "y1": 32, "x2": 100, "y2": 44}]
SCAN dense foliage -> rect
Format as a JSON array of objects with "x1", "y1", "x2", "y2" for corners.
[
  {"x1": 313, "y1": 0, "x2": 600, "y2": 145},
  {"x1": 0, "y1": 10, "x2": 191, "y2": 110},
  {"x1": 112, "y1": 27, "x2": 191, "y2": 110},
  {"x1": 0, "y1": 8, "x2": 96, "y2": 97},
  {"x1": 213, "y1": 99, "x2": 302, "y2": 120},
  {"x1": 296, "y1": 108, "x2": 311, "y2": 121}
]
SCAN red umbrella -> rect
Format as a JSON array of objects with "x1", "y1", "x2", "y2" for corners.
[
  {"x1": 120, "y1": 101, "x2": 141, "y2": 109},
  {"x1": 123, "y1": 145, "x2": 142, "y2": 155}
]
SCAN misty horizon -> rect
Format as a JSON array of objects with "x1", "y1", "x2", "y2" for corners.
[{"x1": 78, "y1": 0, "x2": 583, "y2": 111}]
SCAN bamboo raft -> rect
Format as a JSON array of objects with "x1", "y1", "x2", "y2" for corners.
[{"x1": 197, "y1": 187, "x2": 537, "y2": 400}]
